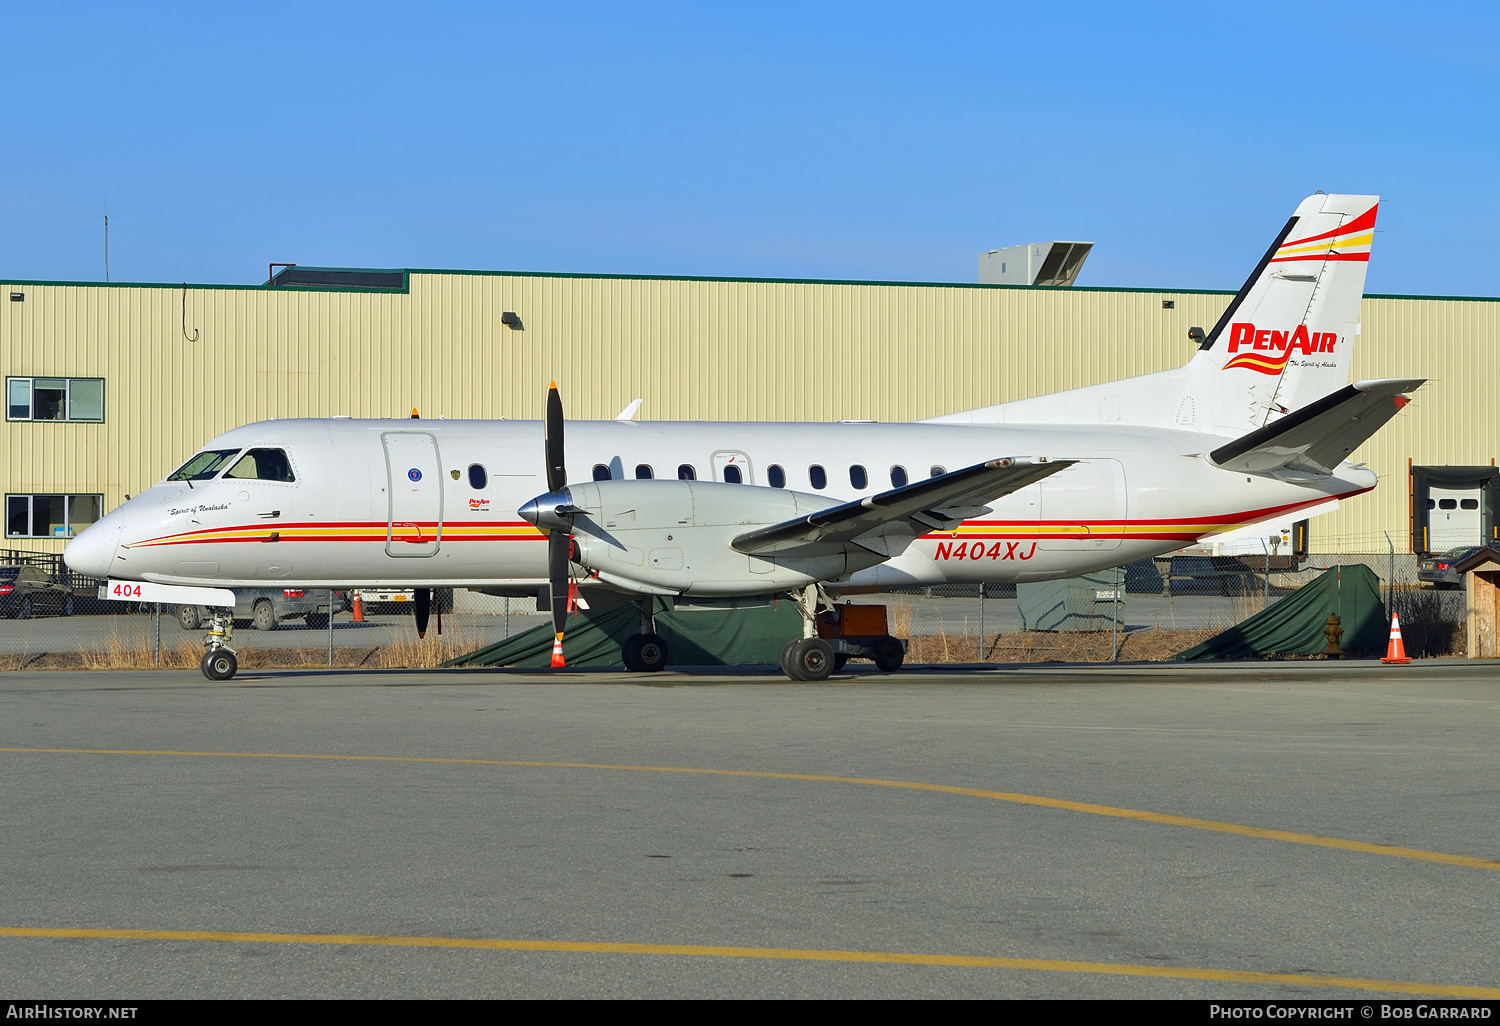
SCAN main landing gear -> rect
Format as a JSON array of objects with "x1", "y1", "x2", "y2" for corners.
[
  {"x1": 778, "y1": 584, "x2": 907, "y2": 681},
  {"x1": 621, "y1": 597, "x2": 670, "y2": 672},
  {"x1": 199, "y1": 607, "x2": 238, "y2": 680}
]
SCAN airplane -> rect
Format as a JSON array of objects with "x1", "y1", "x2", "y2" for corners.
[{"x1": 64, "y1": 192, "x2": 1421, "y2": 681}]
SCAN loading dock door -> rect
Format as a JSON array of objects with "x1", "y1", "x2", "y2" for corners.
[
  {"x1": 383, "y1": 432, "x2": 443, "y2": 557},
  {"x1": 1429, "y1": 485, "x2": 1484, "y2": 550}
]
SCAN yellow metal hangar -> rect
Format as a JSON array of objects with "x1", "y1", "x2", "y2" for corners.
[{"x1": 2, "y1": 264, "x2": 1497, "y2": 558}]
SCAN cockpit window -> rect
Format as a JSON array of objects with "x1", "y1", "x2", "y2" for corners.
[
  {"x1": 168, "y1": 449, "x2": 240, "y2": 481},
  {"x1": 225, "y1": 448, "x2": 296, "y2": 482}
]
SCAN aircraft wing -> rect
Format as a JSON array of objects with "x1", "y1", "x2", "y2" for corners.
[
  {"x1": 1210, "y1": 378, "x2": 1425, "y2": 476},
  {"x1": 730, "y1": 457, "x2": 1074, "y2": 556}
]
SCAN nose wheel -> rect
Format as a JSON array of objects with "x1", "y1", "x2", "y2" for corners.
[
  {"x1": 199, "y1": 607, "x2": 238, "y2": 680},
  {"x1": 200, "y1": 649, "x2": 238, "y2": 681}
]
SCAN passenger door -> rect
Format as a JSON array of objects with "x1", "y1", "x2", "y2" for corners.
[{"x1": 383, "y1": 432, "x2": 443, "y2": 557}]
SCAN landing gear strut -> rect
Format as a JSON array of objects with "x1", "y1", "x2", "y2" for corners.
[
  {"x1": 199, "y1": 607, "x2": 238, "y2": 680},
  {"x1": 622, "y1": 597, "x2": 669, "y2": 672}
]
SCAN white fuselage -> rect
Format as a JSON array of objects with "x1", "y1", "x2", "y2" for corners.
[{"x1": 66, "y1": 417, "x2": 1374, "y2": 594}]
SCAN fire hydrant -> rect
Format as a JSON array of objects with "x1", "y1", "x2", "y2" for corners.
[{"x1": 1323, "y1": 613, "x2": 1344, "y2": 658}]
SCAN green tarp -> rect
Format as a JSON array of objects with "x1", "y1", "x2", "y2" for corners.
[
  {"x1": 444, "y1": 598, "x2": 805, "y2": 668},
  {"x1": 1172, "y1": 564, "x2": 1389, "y2": 661}
]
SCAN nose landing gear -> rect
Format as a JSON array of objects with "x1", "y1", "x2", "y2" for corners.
[{"x1": 199, "y1": 607, "x2": 238, "y2": 680}]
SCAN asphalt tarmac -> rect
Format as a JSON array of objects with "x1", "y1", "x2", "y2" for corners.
[{"x1": 1, "y1": 661, "x2": 1498, "y2": 999}]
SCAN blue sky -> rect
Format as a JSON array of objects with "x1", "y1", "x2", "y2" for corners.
[{"x1": 2, "y1": 2, "x2": 1494, "y2": 294}]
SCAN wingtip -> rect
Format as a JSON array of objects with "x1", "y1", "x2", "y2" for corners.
[{"x1": 549, "y1": 380, "x2": 558, "y2": 391}]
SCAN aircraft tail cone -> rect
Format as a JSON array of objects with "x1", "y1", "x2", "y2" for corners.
[
  {"x1": 551, "y1": 633, "x2": 566, "y2": 668},
  {"x1": 351, "y1": 592, "x2": 364, "y2": 623},
  {"x1": 1380, "y1": 613, "x2": 1411, "y2": 664}
]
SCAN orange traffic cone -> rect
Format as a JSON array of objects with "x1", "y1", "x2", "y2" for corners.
[
  {"x1": 1380, "y1": 613, "x2": 1411, "y2": 664},
  {"x1": 551, "y1": 633, "x2": 566, "y2": 668},
  {"x1": 351, "y1": 592, "x2": 364, "y2": 622}
]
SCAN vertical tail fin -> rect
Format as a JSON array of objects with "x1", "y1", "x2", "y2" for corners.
[{"x1": 1194, "y1": 193, "x2": 1378, "y2": 431}]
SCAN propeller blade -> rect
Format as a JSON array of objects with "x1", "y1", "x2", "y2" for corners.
[
  {"x1": 548, "y1": 532, "x2": 570, "y2": 636},
  {"x1": 414, "y1": 587, "x2": 431, "y2": 638},
  {"x1": 545, "y1": 381, "x2": 566, "y2": 494}
]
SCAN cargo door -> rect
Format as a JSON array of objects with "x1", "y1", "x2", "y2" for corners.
[
  {"x1": 1040, "y1": 459, "x2": 1126, "y2": 551},
  {"x1": 383, "y1": 432, "x2": 443, "y2": 557}
]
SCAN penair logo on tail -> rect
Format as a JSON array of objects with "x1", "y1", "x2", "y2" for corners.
[
  {"x1": 1221, "y1": 202, "x2": 1377, "y2": 375},
  {"x1": 1223, "y1": 323, "x2": 1338, "y2": 374}
]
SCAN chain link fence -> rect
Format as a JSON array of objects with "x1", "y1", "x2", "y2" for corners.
[{"x1": 0, "y1": 549, "x2": 1471, "y2": 670}]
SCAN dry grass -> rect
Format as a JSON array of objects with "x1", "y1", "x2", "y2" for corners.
[
  {"x1": 2, "y1": 621, "x2": 481, "y2": 671},
  {"x1": 905, "y1": 628, "x2": 1221, "y2": 664}
]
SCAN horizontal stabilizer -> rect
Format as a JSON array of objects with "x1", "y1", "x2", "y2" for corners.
[
  {"x1": 1209, "y1": 378, "x2": 1424, "y2": 476},
  {"x1": 731, "y1": 457, "x2": 1073, "y2": 555}
]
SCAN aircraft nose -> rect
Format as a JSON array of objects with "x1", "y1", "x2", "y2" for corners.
[{"x1": 64, "y1": 510, "x2": 123, "y2": 578}]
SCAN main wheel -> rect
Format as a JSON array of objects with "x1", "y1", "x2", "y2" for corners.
[
  {"x1": 621, "y1": 634, "x2": 645, "y2": 671},
  {"x1": 62, "y1": 595, "x2": 74, "y2": 616},
  {"x1": 780, "y1": 638, "x2": 803, "y2": 679},
  {"x1": 873, "y1": 635, "x2": 905, "y2": 673},
  {"x1": 201, "y1": 649, "x2": 238, "y2": 681},
  {"x1": 177, "y1": 604, "x2": 202, "y2": 630},
  {"x1": 635, "y1": 633, "x2": 669, "y2": 672},
  {"x1": 252, "y1": 599, "x2": 277, "y2": 631},
  {"x1": 791, "y1": 638, "x2": 835, "y2": 681}
]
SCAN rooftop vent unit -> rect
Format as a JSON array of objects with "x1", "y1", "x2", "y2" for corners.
[
  {"x1": 267, "y1": 265, "x2": 406, "y2": 290},
  {"x1": 978, "y1": 241, "x2": 1093, "y2": 287}
]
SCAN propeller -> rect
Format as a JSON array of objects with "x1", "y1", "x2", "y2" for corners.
[
  {"x1": 414, "y1": 587, "x2": 431, "y2": 638},
  {"x1": 518, "y1": 382, "x2": 579, "y2": 666}
]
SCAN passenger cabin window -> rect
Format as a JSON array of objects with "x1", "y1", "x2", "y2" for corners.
[
  {"x1": 809, "y1": 465, "x2": 827, "y2": 490},
  {"x1": 169, "y1": 449, "x2": 240, "y2": 481},
  {"x1": 930, "y1": 465, "x2": 946, "y2": 477},
  {"x1": 849, "y1": 465, "x2": 868, "y2": 489},
  {"x1": 635, "y1": 464, "x2": 653, "y2": 480},
  {"x1": 723, "y1": 465, "x2": 742, "y2": 484},
  {"x1": 678, "y1": 464, "x2": 696, "y2": 481},
  {"x1": 890, "y1": 465, "x2": 908, "y2": 488},
  {"x1": 768, "y1": 465, "x2": 786, "y2": 488},
  {"x1": 593, "y1": 464, "x2": 612, "y2": 481},
  {"x1": 226, "y1": 448, "x2": 296, "y2": 482},
  {"x1": 468, "y1": 464, "x2": 488, "y2": 489}
]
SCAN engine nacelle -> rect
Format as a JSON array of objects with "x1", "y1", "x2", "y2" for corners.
[{"x1": 564, "y1": 480, "x2": 885, "y2": 596}]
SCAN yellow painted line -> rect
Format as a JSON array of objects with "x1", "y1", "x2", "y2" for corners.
[
  {"x1": 5, "y1": 747, "x2": 1499, "y2": 873},
  {"x1": 0, "y1": 927, "x2": 1493, "y2": 996}
]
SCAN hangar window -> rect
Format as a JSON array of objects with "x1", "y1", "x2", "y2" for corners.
[
  {"x1": 767, "y1": 465, "x2": 786, "y2": 488},
  {"x1": 849, "y1": 465, "x2": 868, "y2": 489},
  {"x1": 723, "y1": 465, "x2": 743, "y2": 484},
  {"x1": 635, "y1": 464, "x2": 653, "y2": 480},
  {"x1": 7, "y1": 377, "x2": 105, "y2": 422},
  {"x1": 168, "y1": 448, "x2": 240, "y2": 481},
  {"x1": 1427, "y1": 499, "x2": 1436, "y2": 509},
  {"x1": 1462, "y1": 499, "x2": 1480, "y2": 510},
  {"x1": 890, "y1": 466, "x2": 908, "y2": 488},
  {"x1": 809, "y1": 465, "x2": 827, "y2": 490},
  {"x1": 930, "y1": 465, "x2": 946, "y2": 477},
  {"x1": 468, "y1": 464, "x2": 488, "y2": 489},
  {"x1": 678, "y1": 464, "x2": 696, "y2": 481},
  {"x1": 593, "y1": 464, "x2": 612, "y2": 481},
  {"x1": 1439, "y1": 499, "x2": 1457, "y2": 510},
  {"x1": 5, "y1": 493, "x2": 102, "y2": 538},
  {"x1": 226, "y1": 448, "x2": 296, "y2": 482}
]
